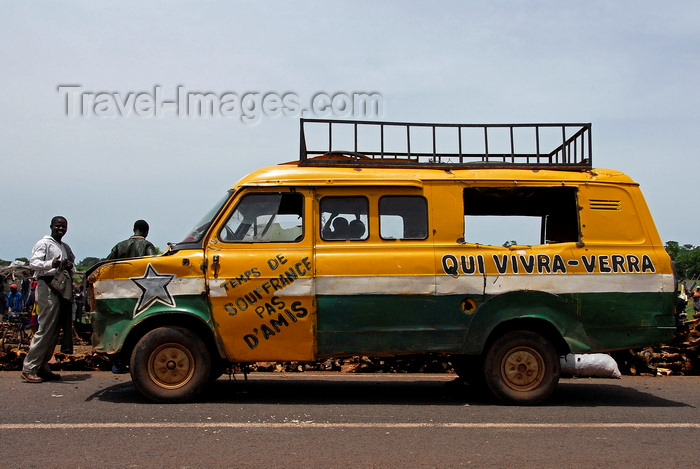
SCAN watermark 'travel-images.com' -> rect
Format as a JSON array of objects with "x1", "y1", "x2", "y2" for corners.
[{"x1": 57, "y1": 85, "x2": 383, "y2": 123}]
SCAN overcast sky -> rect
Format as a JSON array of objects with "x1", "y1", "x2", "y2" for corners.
[{"x1": 1, "y1": 1, "x2": 698, "y2": 261}]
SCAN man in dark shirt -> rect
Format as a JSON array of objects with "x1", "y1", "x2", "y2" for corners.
[
  {"x1": 107, "y1": 220, "x2": 157, "y2": 260},
  {"x1": 105, "y1": 219, "x2": 156, "y2": 374}
]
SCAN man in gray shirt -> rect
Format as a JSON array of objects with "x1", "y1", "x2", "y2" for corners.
[{"x1": 22, "y1": 216, "x2": 75, "y2": 383}]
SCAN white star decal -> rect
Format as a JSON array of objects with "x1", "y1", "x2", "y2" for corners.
[{"x1": 131, "y1": 264, "x2": 176, "y2": 315}]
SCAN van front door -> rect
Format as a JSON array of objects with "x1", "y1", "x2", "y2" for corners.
[{"x1": 206, "y1": 188, "x2": 316, "y2": 362}]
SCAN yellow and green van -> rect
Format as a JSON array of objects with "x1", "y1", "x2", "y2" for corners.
[{"x1": 87, "y1": 119, "x2": 676, "y2": 404}]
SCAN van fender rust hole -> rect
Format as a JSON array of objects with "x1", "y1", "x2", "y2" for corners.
[{"x1": 461, "y1": 297, "x2": 477, "y2": 313}]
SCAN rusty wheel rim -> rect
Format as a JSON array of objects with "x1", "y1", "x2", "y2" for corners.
[
  {"x1": 148, "y1": 343, "x2": 195, "y2": 389},
  {"x1": 500, "y1": 346, "x2": 545, "y2": 392}
]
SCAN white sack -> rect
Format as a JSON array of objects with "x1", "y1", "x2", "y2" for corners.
[{"x1": 560, "y1": 353, "x2": 621, "y2": 379}]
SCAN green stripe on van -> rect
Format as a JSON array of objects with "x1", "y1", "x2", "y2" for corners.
[
  {"x1": 316, "y1": 291, "x2": 675, "y2": 357},
  {"x1": 317, "y1": 295, "x2": 474, "y2": 356}
]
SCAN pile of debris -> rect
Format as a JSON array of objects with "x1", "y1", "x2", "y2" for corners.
[
  {"x1": 613, "y1": 316, "x2": 700, "y2": 376},
  {"x1": 0, "y1": 265, "x2": 33, "y2": 292},
  {"x1": 0, "y1": 348, "x2": 111, "y2": 372},
  {"x1": 0, "y1": 348, "x2": 451, "y2": 374},
  {"x1": 249, "y1": 355, "x2": 453, "y2": 374},
  {"x1": 0, "y1": 348, "x2": 27, "y2": 371}
]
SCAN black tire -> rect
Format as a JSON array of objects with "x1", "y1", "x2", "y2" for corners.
[
  {"x1": 483, "y1": 330, "x2": 560, "y2": 405},
  {"x1": 451, "y1": 355, "x2": 486, "y2": 388},
  {"x1": 209, "y1": 357, "x2": 229, "y2": 382},
  {"x1": 130, "y1": 326, "x2": 212, "y2": 403}
]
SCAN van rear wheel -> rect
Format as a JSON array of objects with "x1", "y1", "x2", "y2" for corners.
[
  {"x1": 483, "y1": 330, "x2": 560, "y2": 405},
  {"x1": 131, "y1": 326, "x2": 211, "y2": 403}
]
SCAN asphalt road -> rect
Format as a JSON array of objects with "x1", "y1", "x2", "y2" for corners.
[{"x1": 1, "y1": 371, "x2": 698, "y2": 468}]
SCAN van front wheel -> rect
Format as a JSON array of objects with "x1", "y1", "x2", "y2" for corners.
[
  {"x1": 483, "y1": 330, "x2": 560, "y2": 405},
  {"x1": 131, "y1": 327, "x2": 211, "y2": 403}
]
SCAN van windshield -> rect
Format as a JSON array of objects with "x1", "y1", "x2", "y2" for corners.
[{"x1": 179, "y1": 191, "x2": 232, "y2": 244}]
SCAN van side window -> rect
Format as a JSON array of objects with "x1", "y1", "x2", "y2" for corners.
[
  {"x1": 463, "y1": 187, "x2": 579, "y2": 246},
  {"x1": 379, "y1": 196, "x2": 428, "y2": 240},
  {"x1": 219, "y1": 192, "x2": 304, "y2": 243},
  {"x1": 320, "y1": 196, "x2": 369, "y2": 241}
]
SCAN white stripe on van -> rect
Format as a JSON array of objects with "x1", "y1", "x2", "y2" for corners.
[
  {"x1": 317, "y1": 273, "x2": 674, "y2": 296},
  {"x1": 208, "y1": 278, "x2": 314, "y2": 298},
  {"x1": 94, "y1": 273, "x2": 673, "y2": 302},
  {"x1": 93, "y1": 277, "x2": 205, "y2": 300}
]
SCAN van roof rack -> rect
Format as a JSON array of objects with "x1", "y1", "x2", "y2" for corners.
[{"x1": 299, "y1": 118, "x2": 592, "y2": 170}]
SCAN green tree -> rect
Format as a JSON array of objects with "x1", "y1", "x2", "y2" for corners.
[
  {"x1": 77, "y1": 257, "x2": 105, "y2": 271},
  {"x1": 665, "y1": 241, "x2": 700, "y2": 280},
  {"x1": 665, "y1": 241, "x2": 680, "y2": 260}
]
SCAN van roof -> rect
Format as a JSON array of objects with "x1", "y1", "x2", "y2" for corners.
[
  {"x1": 234, "y1": 119, "x2": 636, "y2": 189},
  {"x1": 235, "y1": 157, "x2": 636, "y2": 189}
]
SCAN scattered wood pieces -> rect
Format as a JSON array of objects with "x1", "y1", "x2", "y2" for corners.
[{"x1": 613, "y1": 316, "x2": 700, "y2": 376}]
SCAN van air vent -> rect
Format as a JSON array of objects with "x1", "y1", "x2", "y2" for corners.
[{"x1": 589, "y1": 199, "x2": 621, "y2": 211}]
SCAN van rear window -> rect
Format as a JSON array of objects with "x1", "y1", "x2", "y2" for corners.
[
  {"x1": 463, "y1": 186, "x2": 579, "y2": 246},
  {"x1": 379, "y1": 196, "x2": 428, "y2": 240}
]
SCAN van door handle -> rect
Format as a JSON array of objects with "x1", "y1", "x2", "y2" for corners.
[{"x1": 212, "y1": 255, "x2": 220, "y2": 279}]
